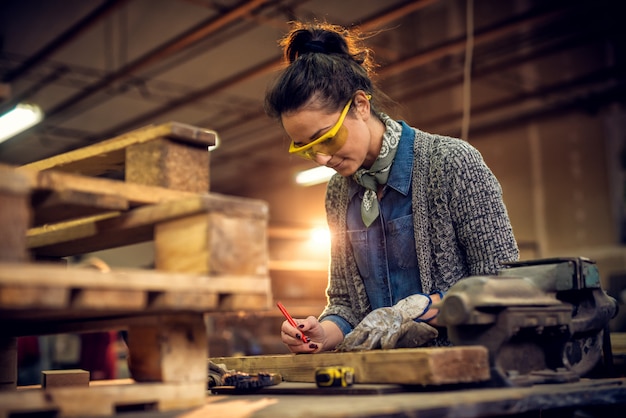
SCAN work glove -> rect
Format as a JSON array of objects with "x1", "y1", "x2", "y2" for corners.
[{"x1": 336, "y1": 294, "x2": 438, "y2": 351}]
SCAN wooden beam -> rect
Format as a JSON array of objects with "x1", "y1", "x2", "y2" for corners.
[
  {"x1": 19, "y1": 122, "x2": 216, "y2": 177},
  {"x1": 27, "y1": 193, "x2": 268, "y2": 257},
  {"x1": 18, "y1": 166, "x2": 196, "y2": 206},
  {"x1": 211, "y1": 346, "x2": 491, "y2": 385},
  {"x1": 126, "y1": 137, "x2": 210, "y2": 193},
  {"x1": 31, "y1": 189, "x2": 129, "y2": 226}
]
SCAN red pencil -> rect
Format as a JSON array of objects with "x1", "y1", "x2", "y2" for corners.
[{"x1": 277, "y1": 301, "x2": 308, "y2": 343}]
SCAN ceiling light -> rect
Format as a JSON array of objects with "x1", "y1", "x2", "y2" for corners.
[
  {"x1": 295, "y1": 166, "x2": 335, "y2": 186},
  {"x1": 207, "y1": 130, "x2": 220, "y2": 152},
  {"x1": 309, "y1": 226, "x2": 330, "y2": 246},
  {"x1": 0, "y1": 103, "x2": 43, "y2": 144}
]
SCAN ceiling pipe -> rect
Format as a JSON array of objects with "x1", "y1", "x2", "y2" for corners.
[
  {"x1": 13, "y1": 0, "x2": 440, "y2": 145},
  {"x1": 11, "y1": 0, "x2": 575, "y2": 153},
  {"x1": 87, "y1": 0, "x2": 443, "y2": 139},
  {"x1": 95, "y1": 1, "x2": 574, "y2": 142},
  {"x1": 0, "y1": 66, "x2": 70, "y2": 115},
  {"x1": 28, "y1": 0, "x2": 271, "y2": 127},
  {"x1": 391, "y1": 31, "x2": 592, "y2": 107},
  {"x1": 426, "y1": 67, "x2": 620, "y2": 133},
  {"x1": 1, "y1": 0, "x2": 129, "y2": 84},
  {"x1": 378, "y1": 6, "x2": 573, "y2": 79}
]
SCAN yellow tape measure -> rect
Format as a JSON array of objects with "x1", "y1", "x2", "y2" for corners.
[{"x1": 315, "y1": 366, "x2": 355, "y2": 387}]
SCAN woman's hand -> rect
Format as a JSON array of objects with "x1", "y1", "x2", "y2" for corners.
[
  {"x1": 280, "y1": 317, "x2": 344, "y2": 353},
  {"x1": 418, "y1": 291, "x2": 444, "y2": 326}
]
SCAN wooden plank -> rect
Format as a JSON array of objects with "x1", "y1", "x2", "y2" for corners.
[
  {"x1": 20, "y1": 166, "x2": 196, "y2": 206},
  {"x1": 26, "y1": 195, "x2": 216, "y2": 256},
  {"x1": 0, "y1": 380, "x2": 205, "y2": 417},
  {"x1": 31, "y1": 189, "x2": 129, "y2": 226},
  {"x1": 211, "y1": 346, "x2": 491, "y2": 386},
  {"x1": 126, "y1": 137, "x2": 210, "y2": 193},
  {"x1": 19, "y1": 122, "x2": 216, "y2": 177},
  {"x1": 0, "y1": 262, "x2": 272, "y2": 298},
  {"x1": 27, "y1": 193, "x2": 269, "y2": 257},
  {"x1": 0, "y1": 261, "x2": 272, "y2": 336}
]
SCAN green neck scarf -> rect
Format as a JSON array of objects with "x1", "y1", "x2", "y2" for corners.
[{"x1": 352, "y1": 115, "x2": 401, "y2": 227}]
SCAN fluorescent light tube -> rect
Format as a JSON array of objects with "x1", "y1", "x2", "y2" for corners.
[{"x1": 0, "y1": 103, "x2": 43, "y2": 144}]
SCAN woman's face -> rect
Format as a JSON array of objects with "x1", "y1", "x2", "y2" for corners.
[{"x1": 281, "y1": 92, "x2": 379, "y2": 176}]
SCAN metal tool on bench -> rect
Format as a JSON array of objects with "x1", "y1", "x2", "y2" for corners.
[{"x1": 438, "y1": 257, "x2": 618, "y2": 386}]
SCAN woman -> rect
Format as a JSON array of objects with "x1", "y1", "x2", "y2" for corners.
[{"x1": 265, "y1": 22, "x2": 519, "y2": 353}]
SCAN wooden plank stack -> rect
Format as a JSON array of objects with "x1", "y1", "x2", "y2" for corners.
[{"x1": 0, "y1": 122, "x2": 272, "y2": 417}]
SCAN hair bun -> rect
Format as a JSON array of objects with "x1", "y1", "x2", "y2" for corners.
[{"x1": 304, "y1": 40, "x2": 326, "y2": 54}]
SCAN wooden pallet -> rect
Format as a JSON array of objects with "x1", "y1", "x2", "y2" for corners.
[
  {"x1": 0, "y1": 122, "x2": 271, "y2": 415},
  {"x1": 0, "y1": 261, "x2": 271, "y2": 334},
  {"x1": 1, "y1": 380, "x2": 205, "y2": 417}
]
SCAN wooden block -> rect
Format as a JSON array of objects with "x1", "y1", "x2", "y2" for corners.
[
  {"x1": 42, "y1": 369, "x2": 89, "y2": 388},
  {"x1": 0, "y1": 380, "x2": 206, "y2": 416},
  {"x1": 0, "y1": 285, "x2": 69, "y2": 309},
  {"x1": 126, "y1": 313, "x2": 207, "y2": 383},
  {"x1": 154, "y1": 195, "x2": 272, "y2": 311},
  {"x1": 211, "y1": 346, "x2": 491, "y2": 386},
  {"x1": 70, "y1": 288, "x2": 146, "y2": 310},
  {"x1": 0, "y1": 166, "x2": 32, "y2": 262},
  {"x1": 154, "y1": 196, "x2": 269, "y2": 276},
  {"x1": 611, "y1": 332, "x2": 626, "y2": 356},
  {"x1": 20, "y1": 122, "x2": 216, "y2": 179},
  {"x1": 0, "y1": 337, "x2": 17, "y2": 390},
  {"x1": 126, "y1": 137, "x2": 210, "y2": 193}
]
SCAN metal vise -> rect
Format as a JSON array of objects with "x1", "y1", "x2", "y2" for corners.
[{"x1": 438, "y1": 257, "x2": 618, "y2": 386}]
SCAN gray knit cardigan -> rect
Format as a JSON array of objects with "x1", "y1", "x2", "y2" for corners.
[{"x1": 318, "y1": 127, "x2": 519, "y2": 330}]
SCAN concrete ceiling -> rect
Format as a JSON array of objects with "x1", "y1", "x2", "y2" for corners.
[{"x1": 0, "y1": 0, "x2": 623, "y2": 203}]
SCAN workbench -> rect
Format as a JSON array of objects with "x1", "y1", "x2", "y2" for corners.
[
  {"x1": 8, "y1": 377, "x2": 622, "y2": 417},
  {"x1": 204, "y1": 378, "x2": 626, "y2": 418}
]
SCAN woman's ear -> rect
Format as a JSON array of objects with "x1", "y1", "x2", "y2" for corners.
[{"x1": 353, "y1": 91, "x2": 371, "y2": 119}]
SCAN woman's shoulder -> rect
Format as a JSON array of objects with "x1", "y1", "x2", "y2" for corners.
[
  {"x1": 411, "y1": 127, "x2": 483, "y2": 166},
  {"x1": 325, "y1": 174, "x2": 349, "y2": 204}
]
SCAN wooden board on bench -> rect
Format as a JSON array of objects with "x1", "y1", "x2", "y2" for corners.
[{"x1": 211, "y1": 346, "x2": 490, "y2": 386}]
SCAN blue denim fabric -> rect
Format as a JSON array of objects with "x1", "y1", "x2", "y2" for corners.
[{"x1": 346, "y1": 121, "x2": 422, "y2": 310}]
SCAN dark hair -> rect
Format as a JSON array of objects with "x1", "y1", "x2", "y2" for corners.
[{"x1": 265, "y1": 22, "x2": 386, "y2": 119}]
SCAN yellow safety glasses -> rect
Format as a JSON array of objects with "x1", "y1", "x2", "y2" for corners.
[{"x1": 288, "y1": 98, "x2": 353, "y2": 160}]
